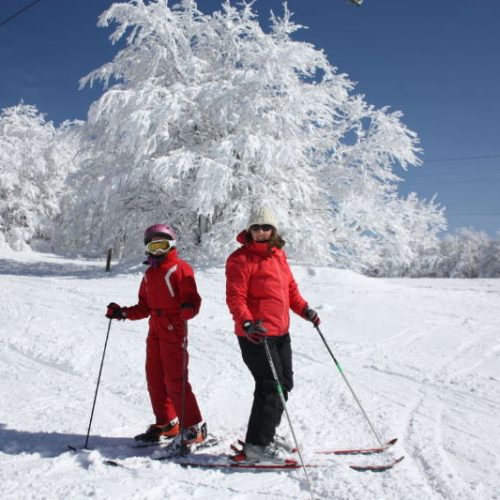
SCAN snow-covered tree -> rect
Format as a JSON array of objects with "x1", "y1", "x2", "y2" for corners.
[
  {"x1": 478, "y1": 232, "x2": 500, "y2": 277},
  {"x1": 438, "y1": 228, "x2": 493, "y2": 278},
  {"x1": 399, "y1": 227, "x2": 500, "y2": 278},
  {"x1": 0, "y1": 104, "x2": 80, "y2": 251},
  {"x1": 361, "y1": 193, "x2": 445, "y2": 276},
  {"x1": 59, "y1": 0, "x2": 444, "y2": 265}
]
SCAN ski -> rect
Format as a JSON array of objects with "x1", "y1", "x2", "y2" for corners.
[
  {"x1": 316, "y1": 437, "x2": 398, "y2": 456},
  {"x1": 234, "y1": 437, "x2": 398, "y2": 456},
  {"x1": 231, "y1": 439, "x2": 403, "y2": 473},
  {"x1": 173, "y1": 459, "x2": 312, "y2": 469},
  {"x1": 349, "y1": 455, "x2": 405, "y2": 472},
  {"x1": 103, "y1": 453, "x2": 315, "y2": 470},
  {"x1": 99, "y1": 437, "x2": 403, "y2": 472},
  {"x1": 100, "y1": 435, "x2": 221, "y2": 468},
  {"x1": 104, "y1": 454, "x2": 404, "y2": 472},
  {"x1": 103, "y1": 450, "x2": 403, "y2": 472},
  {"x1": 170, "y1": 453, "x2": 318, "y2": 470}
]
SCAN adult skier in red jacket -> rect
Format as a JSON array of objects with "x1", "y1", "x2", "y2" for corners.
[
  {"x1": 225, "y1": 207, "x2": 320, "y2": 463},
  {"x1": 106, "y1": 224, "x2": 205, "y2": 448}
]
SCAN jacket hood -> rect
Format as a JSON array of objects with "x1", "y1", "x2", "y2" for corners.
[{"x1": 236, "y1": 230, "x2": 248, "y2": 245}]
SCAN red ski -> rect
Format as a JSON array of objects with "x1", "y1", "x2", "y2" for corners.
[
  {"x1": 316, "y1": 438, "x2": 398, "y2": 456},
  {"x1": 230, "y1": 439, "x2": 403, "y2": 473},
  {"x1": 234, "y1": 437, "x2": 398, "y2": 456},
  {"x1": 172, "y1": 452, "x2": 404, "y2": 472}
]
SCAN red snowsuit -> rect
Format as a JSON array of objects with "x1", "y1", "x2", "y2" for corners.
[
  {"x1": 226, "y1": 231, "x2": 308, "y2": 337},
  {"x1": 124, "y1": 249, "x2": 202, "y2": 428}
]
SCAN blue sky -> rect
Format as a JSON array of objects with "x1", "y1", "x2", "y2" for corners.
[{"x1": 1, "y1": 0, "x2": 499, "y2": 236}]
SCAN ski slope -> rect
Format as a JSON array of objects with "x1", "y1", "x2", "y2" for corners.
[{"x1": 0, "y1": 248, "x2": 498, "y2": 500}]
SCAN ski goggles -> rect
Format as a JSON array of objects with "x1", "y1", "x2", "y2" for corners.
[
  {"x1": 249, "y1": 224, "x2": 274, "y2": 232},
  {"x1": 146, "y1": 239, "x2": 175, "y2": 254}
]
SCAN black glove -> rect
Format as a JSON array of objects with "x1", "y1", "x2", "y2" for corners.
[
  {"x1": 302, "y1": 306, "x2": 320, "y2": 326},
  {"x1": 242, "y1": 320, "x2": 267, "y2": 344},
  {"x1": 106, "y1": 302, "x2": 126, "y2": 320},
  {"x1": 180, "y1": 302, "x2": 196, "y2": 321}
]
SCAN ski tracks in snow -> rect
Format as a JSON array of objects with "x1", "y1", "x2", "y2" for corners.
[
  {"x1": 355, "y1": 285, "x2": 500, "y2": 499},
  {"x1": 302, "y1": 274, "x2": 500, "y2": 500}
]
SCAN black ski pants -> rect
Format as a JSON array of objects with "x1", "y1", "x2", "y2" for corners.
[{"x1": 238, "y1": 333, "x2": 294, "y2": 446}]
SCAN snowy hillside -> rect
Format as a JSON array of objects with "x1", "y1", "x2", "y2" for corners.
[{"x1": 0, "y1": 249, "x2": 498, "y2": 500}]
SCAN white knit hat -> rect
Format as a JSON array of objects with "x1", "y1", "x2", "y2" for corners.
[{"x1": 246, "y1": 206, "x2": 278, "y2": 231}]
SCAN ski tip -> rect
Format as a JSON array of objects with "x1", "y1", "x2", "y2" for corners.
[
  {"x1": 350, "y1": 455, "x2": 405, "y2": 472},
  {"x1": 386, "y1": 438, "x2": 398, "y2": 447},
  {"x1": 67, "y1": 444, "x2": 78, "y2": 452}
]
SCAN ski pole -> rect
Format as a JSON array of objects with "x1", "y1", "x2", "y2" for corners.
[
  {"x1": 314, "y1": 325, "x2": 384, "y2": 449},
  {"x1": 180, "y1": 324, "x2": 188, "y2": 452},
  {"x1": 84, "y1": 318, "x2": 113, "y2": 449},
  {"x1": 262, "y1": 339, "x2": 314, "y2": 499}
]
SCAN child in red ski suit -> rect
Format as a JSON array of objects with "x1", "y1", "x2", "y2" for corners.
[{"x1": 106, "y1": 224, "x2": 205, "y2": 447}]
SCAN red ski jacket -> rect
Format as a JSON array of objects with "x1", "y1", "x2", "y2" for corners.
[
  {"x1": 124, "y1": 249, "x2": 201, "y2": 322},
  {"x1": 225, "y1": 231, "x2": 308, "y2": 337}
]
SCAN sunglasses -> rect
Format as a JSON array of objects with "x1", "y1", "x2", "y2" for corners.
[
  {"x1": 249, "y1": 224, "x2": 273, "y2": 232},
  {"x1": 146, "y1": 239, "x2": 174, "y2": 254}
]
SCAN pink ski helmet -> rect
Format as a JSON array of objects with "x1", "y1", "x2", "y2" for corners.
[{"x1": 144, "y1": 224, "x2": 177, "y2": 244}]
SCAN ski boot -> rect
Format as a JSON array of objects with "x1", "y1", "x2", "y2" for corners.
[{"x1": 134, "y1": 418, "x2": 180, "y2": 442}]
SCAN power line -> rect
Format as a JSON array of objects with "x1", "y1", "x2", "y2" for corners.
[
  {"x1": 424, "y1": 153, "x2": 500, "y2": 163},
  {"x1": 403, "y1": 166, "x2": 500, "y2": 180},
  {"x1": 447, "y1": 213, "x2": 500, "y2": 216},
  {"x1": 0, "y1": 0, "x2": 41, "y2": 28},
  {"x1": 409, "y1": 178, "x2": 500, "y2": 186}
]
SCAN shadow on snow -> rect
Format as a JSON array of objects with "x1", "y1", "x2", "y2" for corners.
[
  {"x1": 0, "y1": 424, "x2": 149, "y2": 463},
  {"x1": 0, "y1": 257, "x2": 135, "y2": 280}
]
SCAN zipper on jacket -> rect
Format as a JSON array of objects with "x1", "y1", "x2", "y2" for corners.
[{"x1": 272, "y1": 256, "x2": 288, "y2": 330}]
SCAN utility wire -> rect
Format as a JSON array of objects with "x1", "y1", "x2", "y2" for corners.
[
  {"x1": 424, "y1": 153, "x2": 500, "y2": 163},
  {"x1": 410, "y1": 179, "x2": 500, "y2": 186},
  {"x1": 403, "y1": 167, "x2": 500, "y2": 179},
  {"x1": 0, "y1": 0, "x2": 41, "y2": 28},
  {"x1": 447, "y1": 213, "x2": 500, "y2": 216}
]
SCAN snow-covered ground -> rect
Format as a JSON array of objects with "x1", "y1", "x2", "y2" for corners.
[{"x1": 0, "y1": 248, "x2": 498, "y2": 500}]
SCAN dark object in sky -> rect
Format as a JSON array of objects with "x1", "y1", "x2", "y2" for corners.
[{"x1": 0, "y1": 0, "x2": 41, "y2": 28}]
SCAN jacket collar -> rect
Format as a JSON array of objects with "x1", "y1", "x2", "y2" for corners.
[
  {"x1": 236, "y1": 230, "x2": 274, "y2": 257},
  {"x1": 145, "y1": 247, "x2": 179, "y2": 267},
  {"x1": 161, "y1": 247, "x2": 179, "y2": 264}
]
